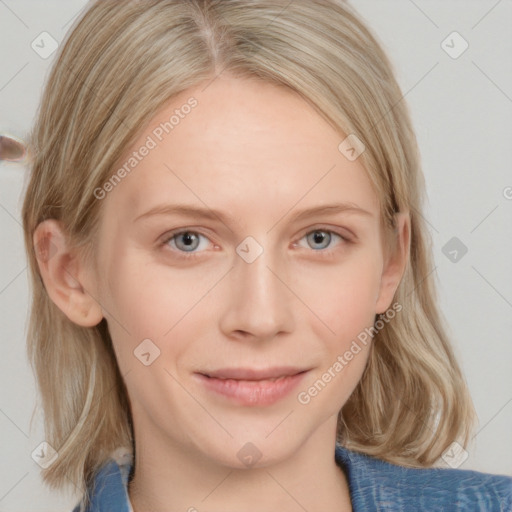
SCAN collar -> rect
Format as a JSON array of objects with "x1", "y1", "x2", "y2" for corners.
[{"x1": 76, "y1": 444, "x2": 512, "y2": 511}]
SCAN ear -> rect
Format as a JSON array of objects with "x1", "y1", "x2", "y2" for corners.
[
  {"x1": 33, "y1": 219, "x2": 103, "y2": 327},
  {"x1": 375, "y1": 212, "x2": 410, "y2": 314}
]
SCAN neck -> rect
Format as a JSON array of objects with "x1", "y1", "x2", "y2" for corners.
[{"x1": 128, "y1": 421, "x2": 352, "y2": 512}]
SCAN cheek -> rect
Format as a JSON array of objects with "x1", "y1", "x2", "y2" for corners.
[
  {"x1": 101, "y1": 247, "x2": 210, "y2": 333},
  {"x1": 294, "y1": 250, "x2": 383, "y2": 342},
  {"x1": 294, "y1": 256, "x2": 379, "y2": 415},
  {"x1": 99, "y1": 235, "x2": 383, "y2": 369},
  {"x1": 98, "y1": 246, "x2": 232, "y2": 374}
]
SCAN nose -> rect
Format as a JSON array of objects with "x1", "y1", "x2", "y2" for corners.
[{"x1": 218, "y1": 240, "x2": 295, "y2": 342}]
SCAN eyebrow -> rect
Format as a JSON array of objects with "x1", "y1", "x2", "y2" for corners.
[{"x1": 134, "y1": 202, "x2": 373, "y2": 225}]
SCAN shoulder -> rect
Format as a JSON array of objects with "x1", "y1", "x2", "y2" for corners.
[{"x1": 336, "y1": 444, "x2": 512, "y2": 512}]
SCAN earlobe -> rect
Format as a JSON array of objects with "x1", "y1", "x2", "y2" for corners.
[
  {"x1": 375, "y1": 212, "x2": 410, "y2": 314},
  {"x1": 33, "y1": 219, "x2": 103, "y2": 327}
]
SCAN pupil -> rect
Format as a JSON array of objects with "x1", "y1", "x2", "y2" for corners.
[{"x1": 314, "y1": 231, "x2": 325, "y2": 243}]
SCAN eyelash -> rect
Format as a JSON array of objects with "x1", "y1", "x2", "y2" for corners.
[{"x1": 160, "y1": 226, "x2": 353, "y2": 259}]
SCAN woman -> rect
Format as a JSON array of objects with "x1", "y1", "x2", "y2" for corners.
[{"x1": 21, "y1": 1, "x2": 512, "y2": 510}]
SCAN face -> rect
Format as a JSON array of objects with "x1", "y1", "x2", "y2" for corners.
[{"x1": 88, "y1": 74, "x2": 402, "y2": 468}]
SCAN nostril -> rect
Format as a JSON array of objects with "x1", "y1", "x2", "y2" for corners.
[{"x1": 0, "y1": 134, "x2": 27, "y2": 162}]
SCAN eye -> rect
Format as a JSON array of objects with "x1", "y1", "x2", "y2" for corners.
[
  {"x1": 162, "y1": 230, "x2": 211, "y2": 256},
  {"x1": 160, "y1": 227, "x2": 351, "y2": 259},
  {"x1": 295, "y1": 228, "x2": 348, "y2": 253}
]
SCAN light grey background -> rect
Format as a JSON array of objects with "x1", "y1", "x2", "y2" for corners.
[{"x1": 1, "y1": 1, "x2": 511, "y2": 510}]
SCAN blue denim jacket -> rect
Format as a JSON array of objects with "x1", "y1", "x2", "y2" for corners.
[{"x1": 72, "y1": 445, "x2": 512, "y2": 511}]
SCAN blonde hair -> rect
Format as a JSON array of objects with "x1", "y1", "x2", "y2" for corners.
[{"x1": 22, "y1": 0, "x2": 475, "y2": 499}]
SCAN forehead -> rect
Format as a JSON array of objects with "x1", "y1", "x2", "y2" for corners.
[{"x1": 106, "y1": 75, "x2": 379, "y2": 221}]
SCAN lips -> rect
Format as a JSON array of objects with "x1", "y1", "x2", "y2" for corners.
[
  {"x1": 202, "y1": 366, "x2": 307, "y2": 381},
  {"x1": 195, "y1": 366, "x2": 309, "y2": 406}
]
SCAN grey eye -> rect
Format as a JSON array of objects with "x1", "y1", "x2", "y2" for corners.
[
  {"x1": 306, "y1": 230, "x2": 332, "y2": 250},
  {"x1": 174, "y1": 232, "x2": 201, "y2": 252},
  {"x1": 0, "y1": 135, "x2": 26, "y2": 162}
]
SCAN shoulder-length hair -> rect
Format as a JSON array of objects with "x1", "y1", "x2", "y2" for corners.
[{"x1": 22, "y1": 0, "x2": 475, "y2": 496}]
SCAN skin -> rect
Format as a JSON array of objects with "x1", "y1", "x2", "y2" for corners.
[{"x1": 35, "y1": 74, "x2": 409, "y2": 512}]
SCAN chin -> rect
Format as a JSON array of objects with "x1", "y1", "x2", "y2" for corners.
[{"x1": 193, "y1": 431, "x2": 300, "y2": 470}]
